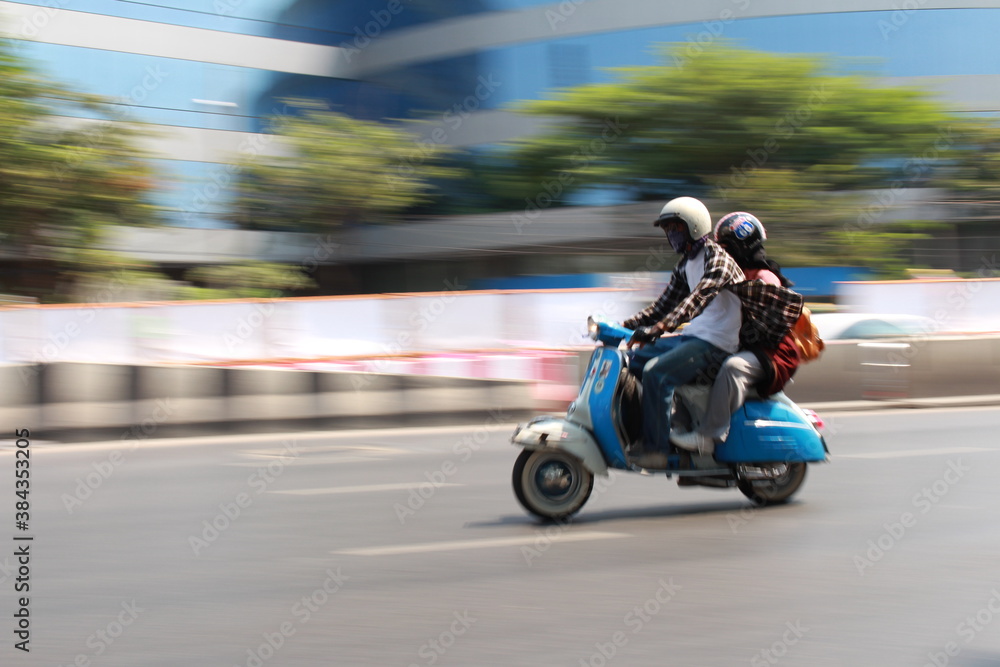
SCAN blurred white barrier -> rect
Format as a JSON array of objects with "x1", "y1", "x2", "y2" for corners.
[
  {"x1": 0, "y1": 363, "x2": 542, "y2": 439},
  {"x1": 0, "y1": 289, "x2": 644, "y2": 365},
  {"x1": 838, "y1": 277, "x2": 1000, "y2": 334}
]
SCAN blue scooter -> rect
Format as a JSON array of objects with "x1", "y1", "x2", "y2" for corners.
[{"x1": 511, "y1": 318, "x2": 829, "y2": 520}]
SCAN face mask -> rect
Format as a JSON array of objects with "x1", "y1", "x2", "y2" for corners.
[{"x1": 667, "y1": 228, "x2": 688, "y2": 254}]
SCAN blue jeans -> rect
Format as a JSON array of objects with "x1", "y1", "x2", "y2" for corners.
[{"x1": 628, "y1": 335, "x2": 730, "y2": 453}]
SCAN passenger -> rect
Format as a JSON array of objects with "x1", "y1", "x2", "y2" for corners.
[
  {"x1": 670, "y1": 212, "x2": 803, "y2": 454},
  {"x1": 623, "y1": 197, "x2": 745, "y2": 468}
]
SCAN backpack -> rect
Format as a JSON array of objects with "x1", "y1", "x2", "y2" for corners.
[
  {"x1": 789, "y1": 306, "x2": 824, "y2": 363},
  {"x1": 753, "y1": 306, "x2": 824, "y2": 396}
]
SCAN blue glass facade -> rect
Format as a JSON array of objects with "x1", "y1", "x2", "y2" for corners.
[
  {"x1": 446, "y1": 8, "x2": 1000, "y2": 111},
  {"x1": 18, "y1": 42, "x2": 260, "y2": 131}
]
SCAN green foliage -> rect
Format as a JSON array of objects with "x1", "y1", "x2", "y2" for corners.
[
  {"x1": 509, "y1": 42, "x2": 961, "y2": 202},
  {"x1": 0, "y1": 47, "x2": 161, "y2": 239},
  {"x1": 707, "y1": 167, "x2": 858, "y2": 265},
  {"x1": 930, "y1": 123, "x2": 1000, "y2": 223},
  {"x1": 185, "y1": 262, "x2": 314, "y2": 299},
  {"x1": 826, "y1": 229, "x2": 933, "y2": 280},
  {"x1": 709, "y1": 167, "x2": 933, "y2": 278},
  {"x1": 0, "y1": 40, "x2": 163, "y2": 299},
  {"x1": 411, "y1": 149, "x2": 564, "y2": 214},
  {"x1": 53, "y1": 248, "x2": 172, "y2": 303},
  {"x1": 492, "y1": 41, "x2": 976, "y2": 274},
  {"x1": 230, "y1": 100, "x2": 458, "y2": 231}
]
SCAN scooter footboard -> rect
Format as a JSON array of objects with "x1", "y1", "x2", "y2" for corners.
[
  {"x1": 511, "y1": 417, "x2": 610, "y2": 476},
  {"x1": 714, "y1": 400, "x2": 827, "y2": 463}
]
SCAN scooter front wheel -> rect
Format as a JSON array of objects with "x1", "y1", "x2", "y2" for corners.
[
  {"x1": 737, "y1": 462, "x2": 807, "y2": 506},
  {"x1": 512, "y1": 448, "x2": 593, "y2": 521}
]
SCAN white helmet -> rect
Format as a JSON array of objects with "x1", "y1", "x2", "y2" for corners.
[{"x1": 654, "y1": 197, "x2": 712, "y2": 240}]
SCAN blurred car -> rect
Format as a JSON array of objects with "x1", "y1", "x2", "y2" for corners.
[{"x1": 811, "y1": 313, "x2": 938, "y2": 341}]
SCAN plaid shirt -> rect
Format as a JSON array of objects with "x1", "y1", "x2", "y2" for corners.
[
  {"x1": 624, "y1": 239, "x2": 745, "y2": 333},
  {"x1": 729, "y1": 281, "x2": 804, "y2": 350}
]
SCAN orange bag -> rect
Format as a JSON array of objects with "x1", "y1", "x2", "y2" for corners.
[{"x1": 790, "y1": 306, "x2": 825, "y2": 363}]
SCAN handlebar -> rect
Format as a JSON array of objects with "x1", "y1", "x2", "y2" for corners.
[{"x1": 587, "y1": 316, "x2": 634, "y2": 347}]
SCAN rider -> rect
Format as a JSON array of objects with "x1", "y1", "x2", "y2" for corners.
[
  {"x1": 670, "y1": 212, "x2": 803, "y2": 454},
  {"x1": 623, "y1": 197, "x2": 745, "y2": 468}
]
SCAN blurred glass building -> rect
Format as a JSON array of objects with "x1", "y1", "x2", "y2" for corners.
[
  {"x1": 4, "y1": 0, "x2": 1000, "y2": 229},
  {"x1": 3, "y1": 0, "x2": 999, "y2": 294}
]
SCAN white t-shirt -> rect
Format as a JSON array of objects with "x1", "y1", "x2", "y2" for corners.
[{"x1": 679, "y1": 247, "x2": 742, "y2": 353}]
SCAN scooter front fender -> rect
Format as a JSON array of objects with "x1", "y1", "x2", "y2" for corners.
[{"x1": 511, "y1": 417, "x2": 610, "y2": 476}]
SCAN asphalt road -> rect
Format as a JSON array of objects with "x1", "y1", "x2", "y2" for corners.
[{"x1": 3, "y1": 406, "x2": 1000, "y2": 667}]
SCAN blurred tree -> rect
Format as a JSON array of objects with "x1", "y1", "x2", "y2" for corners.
[
  {"x1": 0, "y1": 41, "x2": 162, "y2": 300},
  {"x1": 508, "y1": 42, "x2": 961, "y2": 202},
  {"x1": 493, "y1": 42, "x2": 971, "y2": 275},
  {"x1": 706, "y1": 167, "x2": 938, "y2": 278},
  {"x1": 230, "y1": 100, "x2": 457, "y2": 231},
  {"x1": 58, "y1": 249, "x2": 172, "y2": 303},
  {"x1": 934, "y1": 123, "x2": 1000, "y2": 218},
  {"x1": 184, "y1": 261, "x2": 314, "y2": 300}
]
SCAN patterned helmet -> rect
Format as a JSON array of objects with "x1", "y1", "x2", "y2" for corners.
[{"x1": 714, "y1": 212, "x2": 766, "y2": 258}]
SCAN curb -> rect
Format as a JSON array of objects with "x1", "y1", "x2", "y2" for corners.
[
  {"x1": 801, "y1": 394, "x2": 1000, "y2": 414},
  {"x1": 31, "y1": 408, "x2": 540, "y2": 444}
]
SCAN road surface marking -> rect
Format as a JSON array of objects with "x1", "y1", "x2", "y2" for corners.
[
  {"x1": 839, "y1": 446, "x2": 992, "y2": 459},
  {"x1": 228, "y1": 450, "x2": 407, "y2": 467},
  {"x1": 226, "y1": 456, "x2": 379, "y2": 467},
  {"x1": 272, "y1": 482, "x2": 463, "y2": 496},
  {"x1": 242, "y1": 444, "x2": 406, "y2": 458},
  {"x1": 333, "y1": 531, "x2": 628, "y2": 556}
]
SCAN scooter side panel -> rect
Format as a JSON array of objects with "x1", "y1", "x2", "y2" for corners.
[
  {"x1": 511, "y1": 417, "x2": 610, "y2": 476},
  {"x1": 583, "y1": 347, "x2": 630, "y2": 469},
  {"x1": 714, "y1": 400, "x2": 827, "y2": 463}
]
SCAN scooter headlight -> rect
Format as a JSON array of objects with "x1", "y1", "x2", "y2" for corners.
[{"x1": 587, "y1": 316, "x2": 600, "y2": 341}]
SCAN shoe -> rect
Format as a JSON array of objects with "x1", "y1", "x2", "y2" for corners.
[
  {"x1": 670, "y1": 430, "x2": 714, "y2": 454},
  {"x1": 630, "y1": 451, "x2": 669, "y2": 469}
]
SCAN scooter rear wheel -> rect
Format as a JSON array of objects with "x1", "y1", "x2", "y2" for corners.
[
  {"x1": 513, "y1": 448, "x2": 593, "y2": 521},
  {"x1": 737, "y1": 462, "x2": 807, "y2": 506}
]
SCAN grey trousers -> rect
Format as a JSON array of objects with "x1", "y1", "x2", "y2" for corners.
[{"x1": 700, "y1": 350, "x2": 764, "y2": 441}]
